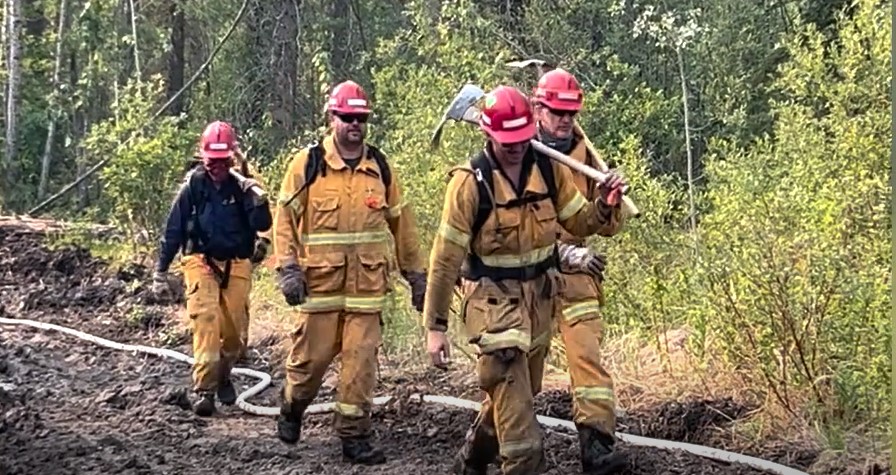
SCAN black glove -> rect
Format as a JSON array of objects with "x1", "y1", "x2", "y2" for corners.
[
  {"x1": 250, "y1": 238, "x2": 270, "y2": 264},
  {"x1": 277, "y1": 263, "x2": 307, "y2": 306},
  {"x1": 402, "y1": 271, "x2": 427, "y2": 312}
]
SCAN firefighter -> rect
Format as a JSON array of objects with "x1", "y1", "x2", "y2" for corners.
[
  {"x1": 423, "y1": 85, "x2": 627, "y2": 475},
  {"x1": 271, "y1": 80, "x2": 427, "y2": 465},
  {"x1": 151, "y1": 120, "x2": 273, "y2": 417},
  {"x1": 530, "y1": 67, "x2": 628, "y2": 474}
]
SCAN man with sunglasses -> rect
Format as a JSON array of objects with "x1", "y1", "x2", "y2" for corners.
[
  {"x1": 271, "y1": 80, "x2": 426, "y2": 465},
  {"x1": 423, "y1": 85, "x2": 626, "y2": 475},
  {"x1": 531, "y1": 68, "x2": 628, "y2": 474}
]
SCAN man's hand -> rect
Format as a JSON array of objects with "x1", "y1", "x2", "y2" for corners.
[
  {"x1": 402, "y1": 271, "x2": 427, "y2": 312},
  {"x1": 277, "y1": 263, "x2": 307, "y2": 306},
  {"x1": 427, "y1": 330, "x2": 451, "y2": 370},
  {"x1": 250, "y1": 238, "x2": 270, "y2": 264},
  {"x1": 598, "y1": 170, "x2": 626, "y2": 207},
  {"x1": 151, "y1": 271, "x2": 170, "y2": 299},
  {"x1": 558, "y1": 243, "x2": 607, "y2": 282}
]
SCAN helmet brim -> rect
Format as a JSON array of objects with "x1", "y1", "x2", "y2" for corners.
[
  {"x1": 537, "y1": 99, "x2": 583, "y2": 111},
  {"x1": 485, "y1": 122, "x2": 537, "y2": 144},
  {"x1": 329, "y1": 106, "x2": 373, "y2": 114}
]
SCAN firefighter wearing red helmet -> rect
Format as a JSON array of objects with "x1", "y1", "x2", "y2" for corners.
[
  {"x1": 151, "y1": 120, "x2": 272, "y2": 417},
  {"x1": 271, "y1": 79, "x2": 426, "y2": 465},
  {"x1": 532, "y1": 67, "x2": 628, "y2": 474},
  {"x1": 423, "y1": 85, "x2": 626, "y2": 475}
]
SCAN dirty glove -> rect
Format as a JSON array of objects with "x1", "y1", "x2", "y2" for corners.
[
  {"x1": 277, "y1": 263, "x2": 307, "y2": 306},
  {"x1": 598, "y1": 170, "x2": 626, "y2": 208},
  {"x1": 402, "y1": 270, "x2": 427, "y2": 312},
  {"x1": 151, "y1": 270, "x2": 170, "y2": 298},
  {"x1": 558, "y1": 243, "x2": 606, "y2": 282},
  {"x1": 250, "y1": 238, "x2": 270, "y2": 264}
]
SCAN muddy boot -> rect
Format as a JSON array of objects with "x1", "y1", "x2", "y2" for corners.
[
  {"x1": 276, "y1": 399, "x2": 307, "y2": 444},
  {"x1": 577, "y1": 424, "x2": 627, "y2": 475},
  {"x1": 191, "y1": 390, "x2": 216, "y2": 417},
  {"x1": 341, "y1": 435, "x2": 386, "y2": 465},
  {"x1": 217, "y1": 378, "x2": 237, "y2": 405},
  {"x1": 451, "y1": 422, "x2": 499, "y2": 475}
]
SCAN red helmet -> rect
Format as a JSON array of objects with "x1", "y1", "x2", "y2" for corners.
[
  {"x1": 327, "y1": 80, "x2": 372, "y2": 114},
  {"x1": 199, "y1": 121, "x2": 237, "y2": 159},
  {"x1": 479, "y1": 86, "x2": 536, "y2": 144},
  {"x1": 533, "y1": 68, "x2": 584, "y2": 111}
]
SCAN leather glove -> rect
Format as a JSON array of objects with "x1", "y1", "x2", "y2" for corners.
[
  {"x1": 402, "y1": 271, "x2": 427, "y2": 312},
  {"x1": 250, "y1": 238, "x2": 270, "y2": 264},
  {"x1": 151, "y1": 270, "x2": 170, "y2": 298},
  {"x1": 558, "y1": 243, "x2": 607, "y2": 282},
  {"x1": 277, "y1": 263, "x2": 307, "y2": 306},
  {"x1": 239, "y1": 177, "x2": 268, "y2": 206},
  {"x1": 598, "y1": 170, "x2": 626, "y2": 207}
]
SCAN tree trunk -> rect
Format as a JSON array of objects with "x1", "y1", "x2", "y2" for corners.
[
  {"x1": 4, "y1": 0, "x2": 21, "y2": 187},
  {"x1": 38, "y1": 0, "x2": 70, "y2": 200},
  {"x1": 268, "y1": 0, "x2": 298, "y2": 151},
  {"x1": 165, "y1": 0, "x2": 185, "y2": 115},
  {"x1": 677, "y1": 45, "x2": 697, "y2": 235}
]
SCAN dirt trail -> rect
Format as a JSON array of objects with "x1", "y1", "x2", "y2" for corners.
[{"x1": 0, "y1": 220, "x2": 825, "y2": 474}]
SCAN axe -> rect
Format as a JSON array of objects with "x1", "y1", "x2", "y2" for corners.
[
  {"x1": 431, "y1": 83, "x2": 638, "y2": 216},
  {"x1": 192, "y1": 148, "x2": 267, "y2": 199},
  {"x1": 505, "y1": 59, "x2": 640, "y2": 217}
]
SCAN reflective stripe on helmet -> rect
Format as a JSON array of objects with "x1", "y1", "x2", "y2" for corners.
[{"x1": 207, "y1": 142, "x2": 230, "y2": 150}]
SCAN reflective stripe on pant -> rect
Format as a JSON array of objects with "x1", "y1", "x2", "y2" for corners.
[
  {"x1": 182, "y1": 256, "x2": 251, "y2": 392},
  {"x1": 556, "y1": 272, "x2": 616, "y2": 434},
  {"x1": 283, "y1": 310, "x2": 381, "y2": 437},
  {"x1": 459, "y1": 275, "x2": 555, "y2": 475}
]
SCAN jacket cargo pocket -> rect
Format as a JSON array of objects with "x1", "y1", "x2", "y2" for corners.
[
  {"x1": 356, "y1": 252, "x2": 387, "y2": 294},
  {"x1": 303, "y1": 251, "x2": 346, "y2": 294},
  {"x1": 309, "y1": 195, "x2": 340, "y2": 231},
  {"x1": 463, "y1": 282, "x2": 529, "y2": 354}
]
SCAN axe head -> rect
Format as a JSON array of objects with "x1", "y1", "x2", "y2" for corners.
[{"x1": 430, "y1": 84, "x2": 487, "y2": 150}]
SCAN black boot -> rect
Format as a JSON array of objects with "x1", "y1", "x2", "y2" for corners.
[
  {"x1": 341, "y1": 435, "x2": 386, "y2": 465},
  {"x1": 577, "y1": 424, "x2": 627, "y2": 475},
  {"x1": 191, "y1": 390, "x2": 216, "y2": 417},
  {"x1": 217, "y1": 378, "x2": 237, "y2": 405},
  {"x1": 276, "y1": 400, "x2": 306, "y2": 444}
]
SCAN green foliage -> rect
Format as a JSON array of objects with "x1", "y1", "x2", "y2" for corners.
[{"x1": 83, "y1": 75, "x2": 193, "y2": 240}]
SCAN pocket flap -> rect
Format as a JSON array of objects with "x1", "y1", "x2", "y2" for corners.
[
  {"x1": 312, "y1": 196, "x2": 340, "y2": 212},
  {"x1": 492, "y1": 207, "x2": 522, "y2": 229},
  {"x1": 358, "y1": 252, "x2": 387, "y2": 268},
  {"x1": 303, "y1": 251, "x2": 346, "y2": 269},
  {"x1": 531, "y1": 201, "x2": 557, "y2": 222}
]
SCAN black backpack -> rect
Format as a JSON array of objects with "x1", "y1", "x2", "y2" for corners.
[
  {"x1": 283, "y1": 141, "x2": 393, "y2": 208},
  {"x1": 467, "y1": 148, "x2": 558, "y2": 240}
]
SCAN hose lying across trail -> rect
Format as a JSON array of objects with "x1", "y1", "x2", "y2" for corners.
[{"x1": 0, "y1": 316, "x2": 810, "y2": 475}]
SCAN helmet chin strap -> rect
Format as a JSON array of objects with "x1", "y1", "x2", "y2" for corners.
[{"x1": 536, "y1": 122, "x2": 573, "y2": 154}]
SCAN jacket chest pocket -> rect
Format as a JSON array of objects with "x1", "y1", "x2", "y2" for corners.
[
  {"x1": 308, "y1": 195, "x2": 341, "y2": 232},
  {"x1": 478, "y1": 207, "x2": 521, "y2": 254},
  {"x1": 359, "y1": 175, "x2": 389, "y2": 229},
  {"x1": 529, "y1": 200, "x2": 559, "y2": 248}
]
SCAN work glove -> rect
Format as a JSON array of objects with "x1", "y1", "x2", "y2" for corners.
[
  {"x1": 239, "y1": 178, "x2": 268, "y2": 206},
  {"x1": 250, "y1": 238, "x2": 270, "y2": 264},
  {"x1": 598, "y1": 170, "x2": 626, "y2": 208},
  {"x1": 402, "y1": 270, "x2": 427, "y2": 312},
  {"x1": 151, "y1": 270, "x2": 171, "y2": 299},
  {"x1": 277, "y1": 263, "x2": 307, "y2": 306},
  {"x1": 558, "y1": 243, "x2": 607, "y2": 282}
]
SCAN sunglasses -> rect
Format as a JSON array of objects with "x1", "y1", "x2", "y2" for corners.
[
  {"x1": 335, "y1": 113, "x2": 370, "y2": 124},
  {"x1": 546, "y1": 107, "x2": 577, "y2": 118}
]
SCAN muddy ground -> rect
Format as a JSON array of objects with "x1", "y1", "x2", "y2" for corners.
[{"x1": 0, "y1": 221, "x2": 882, "y2": 475}]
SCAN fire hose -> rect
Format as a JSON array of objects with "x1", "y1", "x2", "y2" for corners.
[{"x1": 0, "y1": 316, "x2": 810, "y2": 475}]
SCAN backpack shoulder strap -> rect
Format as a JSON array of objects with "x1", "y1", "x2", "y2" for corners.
[
  {"x1": 534, "y1": 152, "x2": 558, "y2": 207},
  {"x1": 469, "y1": 151, "x2": 495, "y2": 240},
  {"x1": 366, "y1": 144, "x2": 391, "y2": 202}
]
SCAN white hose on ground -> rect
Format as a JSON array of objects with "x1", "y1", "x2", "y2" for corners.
[{"x1": 0, "y1": 317, "x2": 810, "y2": 475}]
